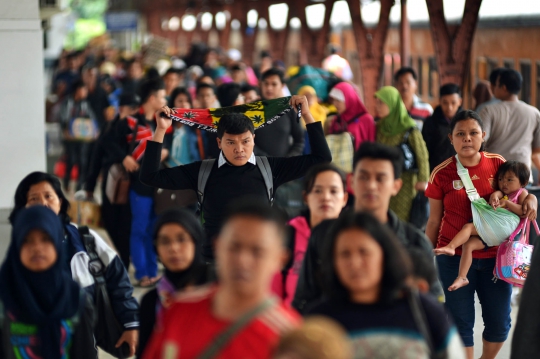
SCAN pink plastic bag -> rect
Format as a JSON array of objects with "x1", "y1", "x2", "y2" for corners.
[{"x1": 494, "y1": 218, "x2": 540, "y2": 287}]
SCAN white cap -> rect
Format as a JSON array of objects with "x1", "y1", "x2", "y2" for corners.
[{"x1": 328, "y1": 87, "x2": 345, "y2": 103}]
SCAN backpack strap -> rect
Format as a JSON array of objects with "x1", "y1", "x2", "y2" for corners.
[
  {"x1": 256, "y1": 156, "x2": 274, "y2": 204},
  {"x1": 197, "y1": 159, "x2": 216, "y2": 207}
]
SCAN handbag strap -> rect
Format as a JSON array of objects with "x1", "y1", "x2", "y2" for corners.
[
  {"x1": 197, "y1": 297, "x2": 277, "y2": 359},
  {"x1": 406, "y1": 288, "x2": 435, "y2": 358},
  {"x1": 454, "y1": 155, "x2": 480, "y2": 202}
]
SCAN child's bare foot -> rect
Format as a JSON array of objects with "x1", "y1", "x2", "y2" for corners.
[
  {"x1": 448, "y1": 277, "x2": 469, "y2": 291},
  {"x1": 434, "y1": 246, "x2": 456, "y2": 256}
]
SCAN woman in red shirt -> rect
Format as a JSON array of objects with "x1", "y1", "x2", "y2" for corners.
[{"x1": 425, "y1": 110, "x2": 537, "y2": 359}]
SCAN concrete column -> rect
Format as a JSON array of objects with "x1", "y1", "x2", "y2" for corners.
[{"x1": 0, "y1": 0, "x2": 45, "y2": 211}]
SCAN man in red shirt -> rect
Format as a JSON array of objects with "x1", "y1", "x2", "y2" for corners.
[{"x1": 142, "y1": 201, "x2": 301, "y2": 359}]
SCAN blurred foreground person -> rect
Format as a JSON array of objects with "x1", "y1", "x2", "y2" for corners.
[
  {"x1": 137, "y1": 209, "x2": 213, "y2": 356},
  {"x1": 273, "y1": 316, "x2": 352, "y2": 359},
  {"x1": 0, "y1": 206, "x2": 96, "y2": 359},
  {"x1": 142, "y1": 201, "x2": 301, "y2": 359},
  {"x1": 308, "y1": 211, "x2": 465, "y2": 359}
]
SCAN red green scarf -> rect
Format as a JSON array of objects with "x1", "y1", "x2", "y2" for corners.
[{"x1": 168, "y1": 97, "x2": 293, "y2": 132}]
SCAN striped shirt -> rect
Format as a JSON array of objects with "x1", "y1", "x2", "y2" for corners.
[
  {"x1": 425, "y1": 152, "x2": 505, "y2": 259},
  {"x1": 142, "y1": 285, "x2": 301, "y2": 359}
]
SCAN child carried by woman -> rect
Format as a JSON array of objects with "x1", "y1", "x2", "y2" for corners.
[{"x1": 435, "y1": 161, "x2": 532, "y2": 291}]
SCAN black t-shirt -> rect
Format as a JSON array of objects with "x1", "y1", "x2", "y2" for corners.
[
  {"x1": 140, "y1": 122, "x2": 331, "y2": 258},
  {"x1": 308, "y1": 295, "x2": 463, "y2": 359}
]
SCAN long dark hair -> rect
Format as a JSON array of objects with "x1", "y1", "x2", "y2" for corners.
[
  {"x1": 322, "y1": 211, "x2": 412, "y2": 304},
  {"x1": 9, "y1": 172, "x2": 70, "y2": 225},
  {"x1": 153, "y1": 208, "x2": 208, "y2": 289},
  {"x1": 168, "y1": 87, "x2": 193, "y2": 108}
]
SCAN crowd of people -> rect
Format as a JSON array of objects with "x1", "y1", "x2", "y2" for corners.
[{"x1": 2, "y1": 39, "x2": 540, "y2": 359}]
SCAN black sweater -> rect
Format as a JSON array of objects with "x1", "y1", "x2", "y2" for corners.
[
  {"x1": 140, "y1": 122, "x2": 331, "y2": 258},
  {"x1": 254, "y1": 110, "x2": 305, "y2": 157},
  {"x1": 421, "y1": 106, "x2": 457, "y2": 172}
]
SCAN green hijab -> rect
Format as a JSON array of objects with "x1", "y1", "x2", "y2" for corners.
[{"x1": 375, "y1": 86, "x2": 417, "y2": 137}]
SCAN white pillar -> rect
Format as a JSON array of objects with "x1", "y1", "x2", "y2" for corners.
[{"x1": 0, "y1": 0, "x2": 45, "y2": 210}]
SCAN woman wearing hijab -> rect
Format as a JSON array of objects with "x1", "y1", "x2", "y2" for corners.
[
  {"x1": 328, "y1": 82, "x2": 376, "y2": 150},
  {"x1": 0, "y1": 206, "x2": 96, "y2": 359},
  {"x1": 138, "y1": 208, "x2": 213, "y2": 357},
  {"x1": 9, "y1": 172, "x2": 140, "y2": 355},
  {"x1": 375, "y1": 86, "x2": 430, "y2": 222}
]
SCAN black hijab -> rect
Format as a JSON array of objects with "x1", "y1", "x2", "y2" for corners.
[
  {"x1": 0, "y1": 206, "x2": 81, "y2": 359},
  {"x1": 153, "y1": 208, "x2": 208, "y2": 289}
]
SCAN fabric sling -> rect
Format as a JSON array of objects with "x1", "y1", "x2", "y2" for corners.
[
  {"x1": 197, "y1": 157, "x2": 274, "y2": 207},
  {"x1": 196, "y1": 297, "x2": 277, "y2": 359},
  {"x1": 455, "y1": 155, "x2": 520, "y2": 246},
  {"x1": 167, "y1": 97, "x2": 293, "y2": 132}
]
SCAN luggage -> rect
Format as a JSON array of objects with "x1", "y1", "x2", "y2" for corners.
[{"x1": 494, "y1": 218, "x2": 539, "y2": 287}]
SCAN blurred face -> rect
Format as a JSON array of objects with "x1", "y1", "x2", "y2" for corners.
[
  {"x1": 305, "y1": 171, "x2": 347, "y2": 222},
  {"x1": 498, "y1": 170, "x2": 522, "y2": 196},
  {"x1": 448, "y1": 119, "x2": 485, "y2": 159},
  {"x1": 396, "y1": 73, "x2": 417, "y2": 101},
  {"x1": 26, "y1": 181, "x2": 62, "y2": 215},
  {"x1": 216, "y1": 216, "x2": 284, "y2": 297},
  {"x1": 242, "y1": 90, "x2": 260, "y2": 104},
  {"x1": 334, "y1": 228, "x2": 383, "y2": 301},
  {"x1": 217, "y1": 131, "x2": 255, "y2": 166},
  {"x1": 164, "y1": 73, "x2": 180, "y2": 95},
  {"x1": 174, "y1": 93, "x2": 191, "y2": 109},
  {"x1": 155, "y1": 223, "x2": 195, "y2": 272},
  {"x1": 20, "y1": 230, "x2": 57, "y2": 272},
  {"x1": 353, "y1": 159, "x2": 401, "y2": 213},
  {"x1": 440, "y1": 93, "x2": 462, "y2": 120},
  {"x1": 261, "y1": 75, "x2": 284, "y2": 100},
  {"x1": 149, "y1": 89, "x2": 167, "y2": 111},
  {"x1": 374, "y1": 98, "x2": 390, "y2": 118},
  {"x1": 330, "y1": 97, "x2": 346, "y2": 114},
  {"x1": 197, "y1": 87, "x2": 216, "y2": 109}
]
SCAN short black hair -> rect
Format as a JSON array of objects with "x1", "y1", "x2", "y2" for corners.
[
  {"x1": 322, "y1": 211, "x2": 412, "y2": 304},
  {"x1": 9, "y1": 172, "x2": 70, "y2": 225},
  {"x1": 495, "y1": 160, "x2": 530, "y2": 188},
  {"x1": 303, "y1": 163, "x2": 346, "y2": 194},
  {"x1": 216, "y1": 83, "x2": 241, "y2": 107},
  {"x1": 440, "y1": 83, "x2": 461, "y2": 97},
  {"x1": 394, "y1": 67, "x2": 417, "y2": 82},
  {"x1": 498, "y1": 68, "x2": 522, "y2": 95},
  {"x1": 408, "y1": 248, "x2": 437, "y2": 287},
  {"x1": 353, "y1": 142, "x2": 403, "y2": 180},
  {"x1": 489, "y1": 68, "x2": 505, "y2": 86},
  {"x1": 216, "y1": 113, "x2": 254, "y2": 139},
  {"x1": 196, "y1": 82, "x2": 215, "y2": 96},
  {"x1": 221, "y1": 198, "x2": 287, "y2": 243},
  {"x1": 241, "y1": 84, "x2": 259, "y2": 95},
  {"x1": 138, "y1": 78, "x2": 165, "y2": 105},
  {"x1": 261, "y1": 68, "x2": 285, "y2": 84},
  {"x1": 168, "y1": 87, "x2": 193, "y2": 108},
  {"x1": 449, "y1": 109, "x2": 484, "y2": 133}
]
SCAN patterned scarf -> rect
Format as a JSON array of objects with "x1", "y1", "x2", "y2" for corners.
[
  {"x1": 126, "y1": 116, "x2": 153, "y2": 161},
  {"x1": 168, "y1": 97, "x2": 294, "y2": 132}
]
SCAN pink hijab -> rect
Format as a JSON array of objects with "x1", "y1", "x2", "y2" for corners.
[{"x1": 331, "y1": 82, "x2": 369, "y2": 123}]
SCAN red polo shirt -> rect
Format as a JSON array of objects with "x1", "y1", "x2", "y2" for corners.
[
  {"x1": 142, "y1": 285, "x2": 301, "y2": 359},
  {"x1": 425, "y1": 152, "x2": 505, "y2": 258}
]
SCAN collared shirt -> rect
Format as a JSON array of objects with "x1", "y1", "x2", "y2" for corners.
[{"x1": 218, "y1": 151, "x2": 257, "y2": 168}]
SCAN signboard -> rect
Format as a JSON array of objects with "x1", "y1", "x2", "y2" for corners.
[{"x1": 105, "y1": 12, "x2": 138, "y2": 32}]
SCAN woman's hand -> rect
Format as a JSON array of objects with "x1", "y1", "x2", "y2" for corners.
[
  {"x1": 522, "y1": 194, "x2": 538, "y2": 221},
  {"x1": 122, "y1": 155, "x2": 139, "y2": 172},
  {"x1": 115, "y1": 329, "x2": 138, "y2": 357},
  {"x1": 155, "y1": 106, "x2": 174, "y2": 131},
  {"x1": 415, "y1": 181, "x2": 427, "y2": 192},
  {"x1": 290, "y1": 95, "x2": 315, "y2": 125}
]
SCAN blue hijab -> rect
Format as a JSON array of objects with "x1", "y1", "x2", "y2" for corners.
[{"x1": 0, "y1": 206, "x2": 81, "y2": 359}]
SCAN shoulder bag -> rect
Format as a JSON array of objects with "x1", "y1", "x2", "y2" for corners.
[{"x1": 79, "y1": 226, "x2": 131, "y2": 358}]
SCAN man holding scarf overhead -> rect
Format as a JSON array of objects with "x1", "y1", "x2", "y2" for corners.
[{"x1": 140, "y1": 95, "x2": 332, "y2": 261}]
